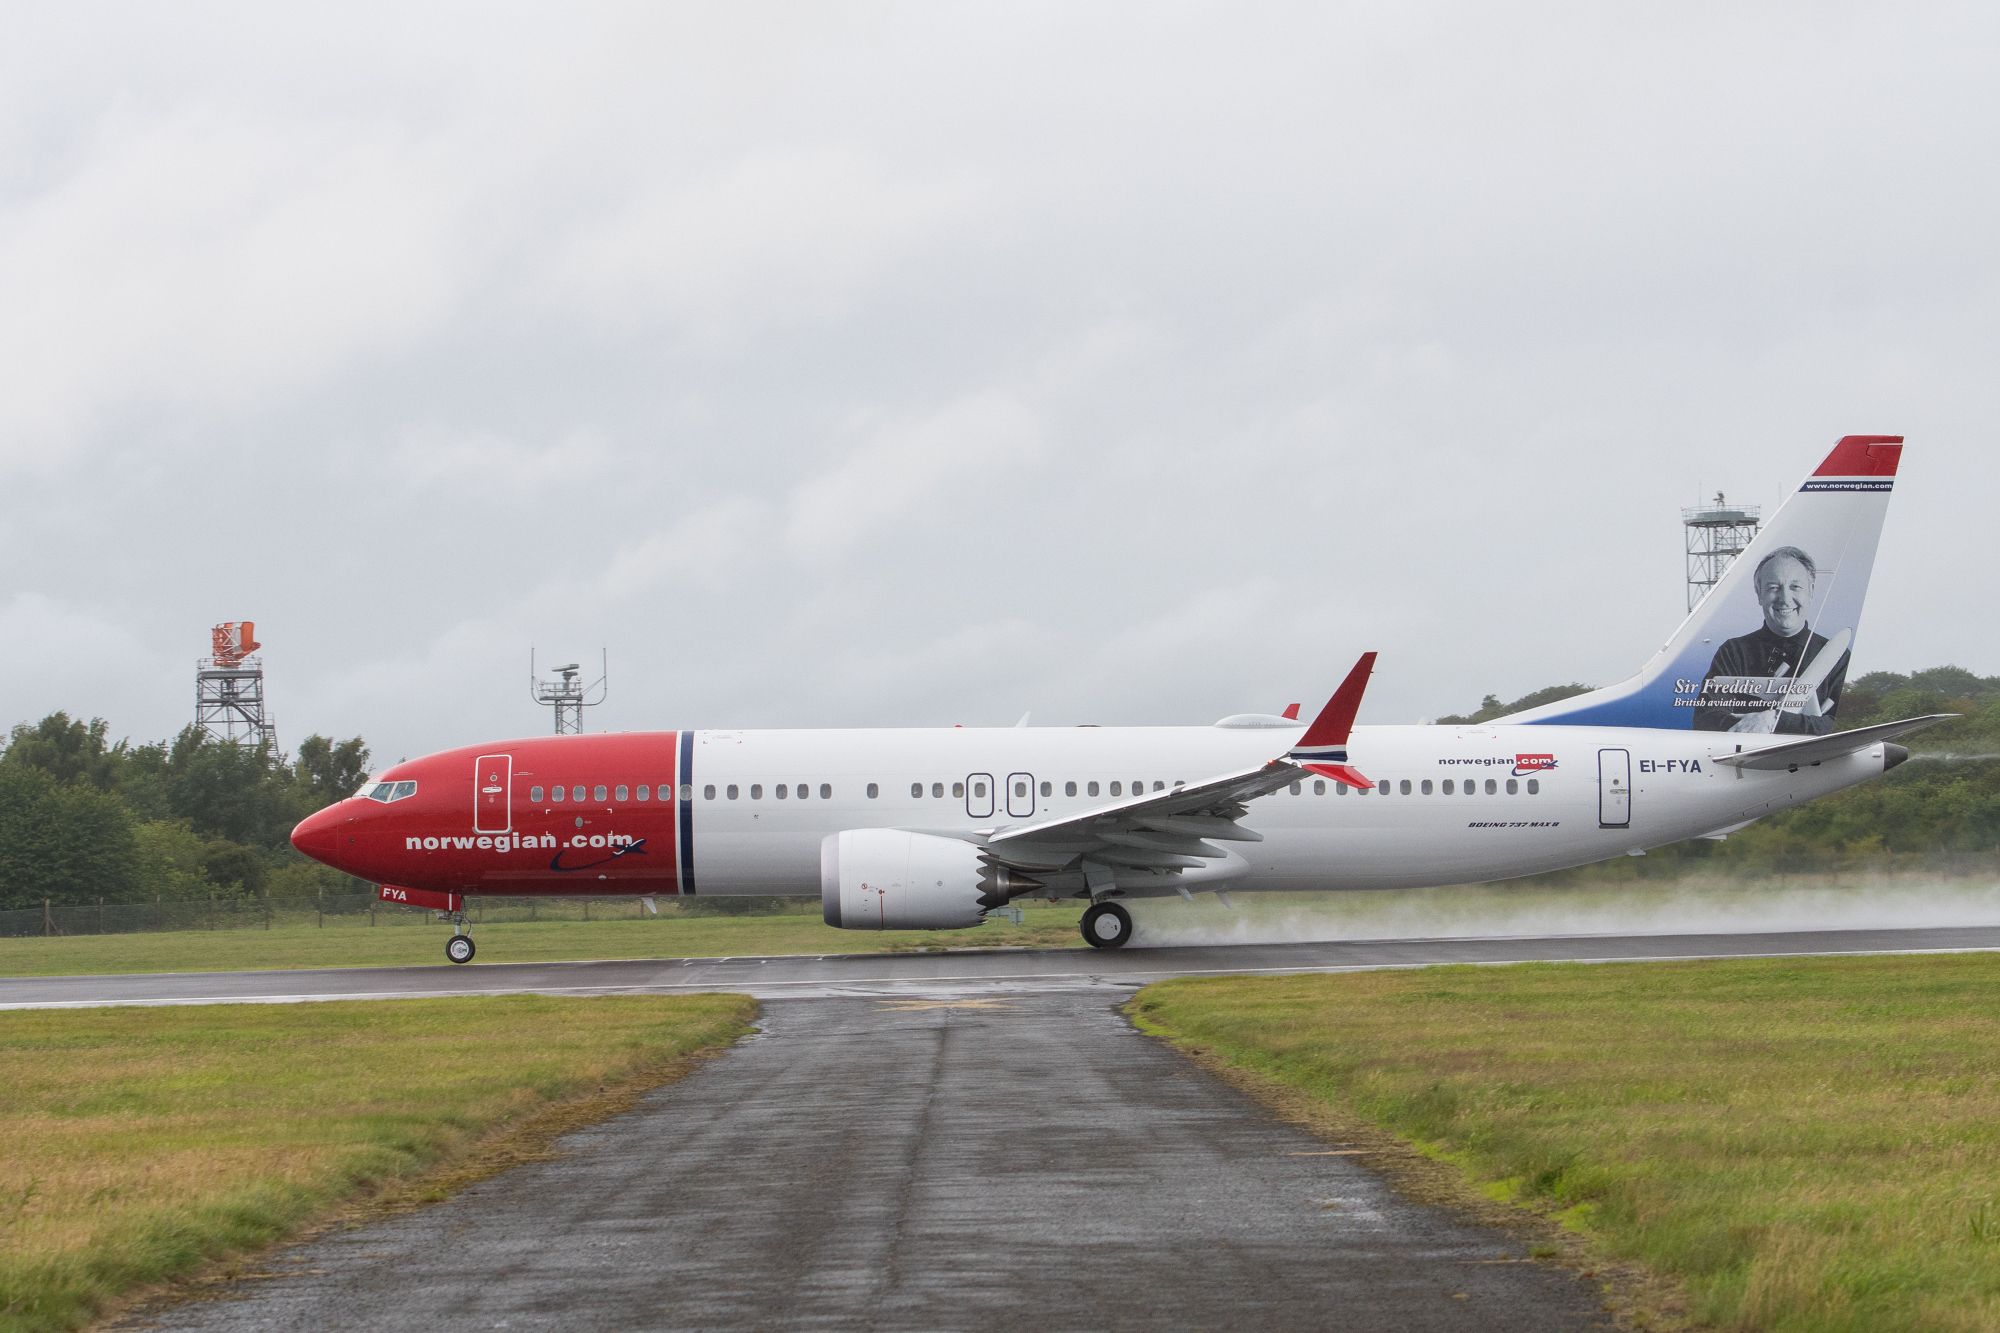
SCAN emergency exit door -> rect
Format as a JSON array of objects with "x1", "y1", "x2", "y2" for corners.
[{"x1": 1598, "y1": 748, "x2": 1630, "y2": 829}]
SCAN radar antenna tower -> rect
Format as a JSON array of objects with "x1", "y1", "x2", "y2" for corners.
[
  {"x1": 195, "y1": 621, "x2": 280, "y2": 756},
  {"x1": 1682, "y1": 491, "x2": 1762, "y2": 611},
  {"x1": 530, "y1": 649, "x2": 607, "y2": 734}
]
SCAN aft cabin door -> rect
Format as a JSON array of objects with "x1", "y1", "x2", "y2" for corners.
[
  {"x1": 473, "y1": 753, "x2": 513, "y2": 834},
  {"x1": 1598, "y1": 749, "x2": 1631, "y2": 829}
]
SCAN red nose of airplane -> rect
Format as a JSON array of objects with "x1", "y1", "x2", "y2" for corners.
[{"x1": 290, "y1": 805, "x2": 346, "y2": 866}]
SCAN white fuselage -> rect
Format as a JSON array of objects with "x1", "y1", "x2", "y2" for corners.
[{"x1": 680, "y1": 721, "x2": 1880, "y2": 897}]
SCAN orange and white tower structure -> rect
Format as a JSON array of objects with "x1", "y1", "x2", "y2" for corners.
[{"x1": 196, "y1": 621, "x2": 279, "y2": 753}]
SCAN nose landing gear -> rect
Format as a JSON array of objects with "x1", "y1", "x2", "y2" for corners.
[{"x1": 443, "y1": 912, "x2": 475, "y2": 964}]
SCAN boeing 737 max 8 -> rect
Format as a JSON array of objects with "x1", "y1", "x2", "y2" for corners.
[{"x1": 290, "y1": 435, "x2": 1948, "y2": 962}]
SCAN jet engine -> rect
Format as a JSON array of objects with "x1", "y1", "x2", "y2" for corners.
[{"x1": 820, "y1": 829, "x2": 1032, "y2": 930}]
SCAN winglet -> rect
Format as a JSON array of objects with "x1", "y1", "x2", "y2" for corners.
[
  {"x1": 1288, "y1": 653, "x2": 1376, "y2": 789},
  {"x1": 1280, "y1": 702, "x2": 1300, "y2": 720}
]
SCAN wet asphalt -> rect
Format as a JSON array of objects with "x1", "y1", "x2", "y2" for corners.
[{"x1": 117, "y1": 992, "x2": 1613, "y2": 1332}]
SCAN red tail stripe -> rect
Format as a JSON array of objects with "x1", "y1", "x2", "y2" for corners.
[{"x1": 1813, "y1": 435, "x2": 1903, "y2": 477}]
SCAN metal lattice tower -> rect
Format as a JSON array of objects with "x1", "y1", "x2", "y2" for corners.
[
  {"x1": 195, "y1": 621, "x2": 280, "y2": 755},
  {"x1": 1682, "y1": 492, "x2": 1762, "y2": 611},
  {"x1": 530, "y1": 650, "x2": 607, "y2": 734}
]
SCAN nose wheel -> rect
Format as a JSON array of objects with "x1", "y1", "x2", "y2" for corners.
[
  {"x1": 444, "y1": 914, "x2": 475, "y2": 965},
  {"x1": 1081, "y1": 901, "x2": 1133, "y2": 950}
]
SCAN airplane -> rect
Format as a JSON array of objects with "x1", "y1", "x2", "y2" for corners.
[{"x1": 291, "y1": 435, "x2": 1950, "y2": 964}]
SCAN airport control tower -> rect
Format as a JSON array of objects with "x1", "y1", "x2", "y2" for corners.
[
  {"x1": 1682, "y1": 493, "x2": 1761, "y2": 611},
  {"x1": 195, "y1": 621, "x2": 280, "y2": 753}
]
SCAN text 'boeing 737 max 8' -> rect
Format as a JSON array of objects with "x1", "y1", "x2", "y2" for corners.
[{"x1": 291, "y1": 435, "x2": 1950, "y2": 963}]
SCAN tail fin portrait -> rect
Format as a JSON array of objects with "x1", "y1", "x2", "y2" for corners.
[{"x1": 1504, "y1": 435, "x2": 1903, "y2": 734}]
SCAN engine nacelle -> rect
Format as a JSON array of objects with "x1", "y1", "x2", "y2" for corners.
[{"x1": 821, "y1": 829, "x2": 1006, "y2": 930}]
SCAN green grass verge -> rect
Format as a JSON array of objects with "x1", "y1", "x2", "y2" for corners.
[
  {"x1": 0, "y1": 994, "x2": 755, "y2": 1332},
  {"x1": 1130, "y1": 954, "x2": 2000, "y2": 1333},
  {"x1": 0, "y1": 902, "x2": 1086, "y2": 977}
]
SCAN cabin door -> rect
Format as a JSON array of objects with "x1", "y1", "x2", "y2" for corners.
[
  {"x1": 473, "y1": 753, "x2": 513, "y2": 834},
  {"x1": 1597, "y1": 748, "x2": 1631, "y2": 829}
]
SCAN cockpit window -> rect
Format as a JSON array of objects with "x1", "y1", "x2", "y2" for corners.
[
  {"x1": 392, "y1": 780, "x2": 417, "y2": 800},
  {"x1": 364, "y1": 781, "x2": 418, "y2": 804}
]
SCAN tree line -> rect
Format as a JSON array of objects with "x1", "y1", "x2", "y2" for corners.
[
  {"x1": 3, "y1": 665, "x2": 1995, "y2": 911},
  {"x1": 0, "y1": 716, "x2": 371, "y2": 911}
]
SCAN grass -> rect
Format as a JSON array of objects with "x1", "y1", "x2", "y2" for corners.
[
  {"x1": 0, "y1": 994, "x2": 755, "y2": 1332},
  {"x1": 1130, "y1": 953, "x2": 2000, "y2": 1332},
  {"x1": 0, "y1": 901, "x2": 1087, "y2": 977}
]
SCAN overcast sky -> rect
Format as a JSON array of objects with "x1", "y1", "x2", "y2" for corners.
[{"x1": 3, "y1": 3, "x2": 1995, "y2": 762}]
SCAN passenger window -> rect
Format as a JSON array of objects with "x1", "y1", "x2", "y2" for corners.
[
  {"x1": 1336, "y1": 783, "x2": 1348, "y2": 795},
  {"x1": 1289, "y1": 781, "x2": 1301, "y2": 795},
  {"x1": 953, "y1": 781, "x2": 965, "y2": 798},
  {"x1": 615, "y1": 785, "x2": 629, "y2": 802},
  {"x1": 636, "y1": 785, "x2": 650, "y2": 801},
  {"x1": 1109, "y1": 782, "x2": 1122, "y2": 797},
  {"x1": 820, "y1": 784, "x2": 832, "y2": 799},
  {"x1": 1527, "y1": 778, "x2": 1540, "y2": 794},
  {"x1": 727, "y1": 784, "x2": 739, "y2": 800},
  {"x1": 775, "y1": 784, "x2": 787, "y2": 800},
  {"x1": 681, "y1": 785, "x2": 693, "y2": 801},
  {"x1": 529, "y1": 785, "x2": 545, "y2": 802},
  {"x1": 1399, "y1": 780, "x2": 1412, "y2": 795},
  {"x1": 593, "y1": 785, "x2": 608, "y2": 802},
  {"x1": 933, "y1": 782, "x2": 945, "y2": 798},
  {"x1": 751, "y1": 784, "x2": 763, "y2": 800},
  {"x1": 704, "y1": 785, "x2": 716, "y2": 800},
  {"x1": 550, "y1": 785, "x2": 565, "y2": 803},
  {"x1": 1153, "y1": 781, "x2": 1164, "y2": 791},
  {"x1": 911, "y1": 782, "x2": 923, "y2": 798},
  {"x1": 867, "y1": 783, "x2": 879, "y2": 798},
  {"x1": 1133, "y1": 780, "x2": 1143, "y2": 794},
  {"x1": 1485, "y1": 778, "x2": 1497, "y2": 795},
  {"x1": 1442, "y1": 780, "x2": 1454, "y2": 795},
  {"x1": 1041, "y1": 781, "x2": 1052, "y2": 797},
  {"x1": 1314, "y1": 780, "x2": 1326, "y2": 795},
  {"x1": 1376, "y1": 780, "x2": 1390, "y2": 795},
  {"x1": 1087, "y1": 781, "x2": 1100, "y2": 797},
  {"x1": 1465, "y1": 783, "x2": 1476, "y2": 796},
  {"x1": 1421, "y1": 780, "x2": 1433, "y2": 795},
  {"x1": 973, "y1": 780, "x2": 988, "y2": 798},
  {"x1": 572, "y1": 785, "x2": 586, "y2": 802},
  {"x1": 1506, "y1": 778, "x2": 1519, "y2": 794},
  {"x1": 1014, "y1": 781, "x2": 1027, "y2": 798},
  {"x1": 1065, "y1": 781, "x2": 1077, "y2": 797}
]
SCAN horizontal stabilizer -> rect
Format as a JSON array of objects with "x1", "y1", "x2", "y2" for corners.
[{"x1": 1712, "y1": 714, "x2": 1958, "y2": 770}]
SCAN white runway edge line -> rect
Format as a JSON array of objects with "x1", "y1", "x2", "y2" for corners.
[{"x1": 5, "y1": 943, "x2": 2000, "y2": 1010}]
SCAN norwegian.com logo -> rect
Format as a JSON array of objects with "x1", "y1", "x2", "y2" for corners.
[{"x1": 1513, "y1": 753, "x2": 1558, "y2": 776}]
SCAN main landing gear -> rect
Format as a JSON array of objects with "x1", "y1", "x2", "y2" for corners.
[
  {"x1": 1081, "y1": 900, "x2": 1133, "y2": 950},
  {"x1": 444, "y1": 912, "x2": 475, "y2": 965}
]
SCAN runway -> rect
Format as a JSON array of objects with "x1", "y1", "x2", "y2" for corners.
[{"x1": 7, "y1": 923, "x2": 2000, "y2": 1009}]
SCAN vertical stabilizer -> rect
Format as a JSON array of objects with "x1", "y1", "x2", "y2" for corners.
[{"x1": 1503, "y1": 436, "x2": 1902, "y2": 734}]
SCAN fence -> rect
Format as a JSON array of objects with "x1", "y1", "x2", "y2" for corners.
[{"x1": 0, "y1": 892, "x2": 819, "y2": 938}]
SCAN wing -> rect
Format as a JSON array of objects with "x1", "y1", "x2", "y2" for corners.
[{"x1": 978, "y1": 655, "x2": 1376, "y2": 896}]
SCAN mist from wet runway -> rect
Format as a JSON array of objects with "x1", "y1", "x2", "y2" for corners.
[{"x1": 1128, "y1": 873, "x2": 2000, "y2": 948}]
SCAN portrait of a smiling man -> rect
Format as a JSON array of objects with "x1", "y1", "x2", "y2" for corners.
[{"x1": 1692, "y1": 545, "x2": 1849, "y2": 734}]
